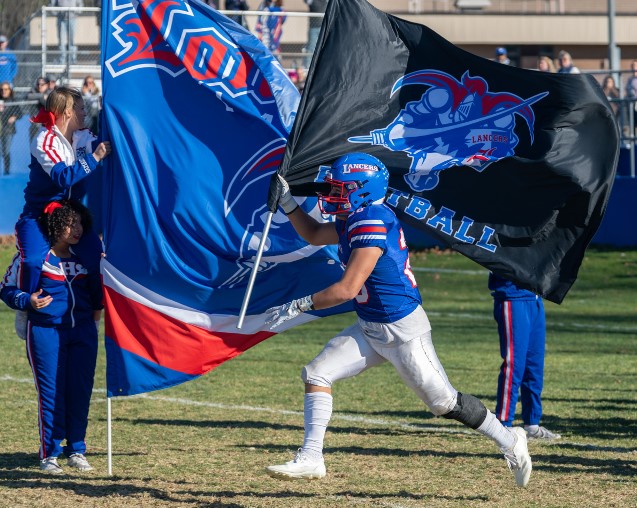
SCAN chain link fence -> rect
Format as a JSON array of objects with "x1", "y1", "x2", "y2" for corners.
[{"x1": 1, "y1": 6, "x2": 636, "y2": 179}]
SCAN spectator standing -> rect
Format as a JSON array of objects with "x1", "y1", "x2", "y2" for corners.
[
  {"x1": 0, "y1": 35, "x2": 17, "y2": 86},
  {"x1": 52, "y1": 0, "x2": 82, "y2": 64},
  {"x1": 489, "y1": 273, "x2": 561, "y2": 441},
  {"x1": 625, "y1": 59, "x2": 637, "y2": 99},
  {"x1": 557, "y1": 50, "x2": 580, "y2": 74},
  {"x1": 537, "y1": 56, "x2": 556, "y2": 73},
  {"x1": 27, "y1": 77, "x2": 54, "y2": 143},
  {"x1": 81, "y1": 75, "x2": 100, "y2": 133},
  {"x1": 289, "y1": 64, "x2": 306, "y2": 93},
  {"x1": 601, "y1": 75, "x2": 620, "y2": 118},
  {"x1": 202, "y1": 0, "x2": 220, "y2": 7},
  {"x1": 0, "y1": 199, "x2": 102, "y2": 474},
  {"x1": 0, "y1": 81, "x2": 20, "y2": 175},
  {"x1": 225, "y1": 0, "x2": 250, "y2": 28},
  {"x1": 256, "y1": 1, "x2": 287, "y2": 58},
  {"x1": 304, "y1": 0, "x2": 327, "y2": 69},
  {"x1": 494, "y1": 47, "x2": 510, "y2": 65}
]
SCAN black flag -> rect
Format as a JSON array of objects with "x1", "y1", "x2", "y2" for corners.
[{"x1": 271, "y1": 0, "x2": 619, "y2": 304}]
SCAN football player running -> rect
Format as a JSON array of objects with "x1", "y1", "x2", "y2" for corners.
[{"x1": 265, "y1": 152, "x2": 532, "y2": 487}]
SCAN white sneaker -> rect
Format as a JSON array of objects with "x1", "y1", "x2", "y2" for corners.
[
  {"x1": 501, "y1": 427, "x2": 532, "y2": 487},
  {"x1": 266, "y1": 449, "x2": 326, "y2": 480},
  {"x1": 40, "y1": 456, "x2": 63, "y2": 474},
  {"x1": 67, "y1": 453, "x2": 94, "y2": 471},
  {"x1": 525, "y1": 425, "x2": 561, "y2": 440},
  {"x1": 15, "y1": 310, "x2": 27, "y2": 340}
]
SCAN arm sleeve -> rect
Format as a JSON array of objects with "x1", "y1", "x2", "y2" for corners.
[{"x1": 0, "y1": 286, "x2": 31, "y2": 311}]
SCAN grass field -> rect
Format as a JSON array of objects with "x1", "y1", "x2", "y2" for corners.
[{"x1": 0, "y1": 242, "x2": 635, "y2": 507}]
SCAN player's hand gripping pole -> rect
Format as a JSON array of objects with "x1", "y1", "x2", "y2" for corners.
[{"x1": 236, "y1": 174, "x2": 298, "y2": 329}]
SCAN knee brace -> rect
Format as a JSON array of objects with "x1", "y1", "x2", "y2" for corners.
[{"x1": 441, "y1": 392, "x2": 488, "y2": 430}]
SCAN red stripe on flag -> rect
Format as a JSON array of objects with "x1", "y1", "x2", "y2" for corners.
[{"x1": 104, "y1": 285, "x2": 275, "y2": 376}]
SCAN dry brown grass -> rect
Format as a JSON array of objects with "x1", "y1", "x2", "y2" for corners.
[{"x1": 0, "y1": 235, "x2": 15, "y2": 247}]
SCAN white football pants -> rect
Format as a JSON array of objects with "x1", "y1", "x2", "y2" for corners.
[{"x1": 302, "y1": 306, "x2": 458, "y2": 416}]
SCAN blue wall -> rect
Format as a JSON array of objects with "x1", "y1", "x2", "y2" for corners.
[{"x1": 592, "y1": 177, "x2": 637, "y2": 247}]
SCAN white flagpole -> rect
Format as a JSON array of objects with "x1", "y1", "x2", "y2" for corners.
[
  {"x1": 236, "y1": 210, "x2": 274, "y2": 329},
  {"x1": 107, "y1": 396, "x2": 113, "y2": 475}
]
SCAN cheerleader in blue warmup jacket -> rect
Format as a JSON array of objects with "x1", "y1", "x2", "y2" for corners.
[
  {"x1": 12, "y1": 86, "x2": 111, "y2": 341},
  {"x1": 1, "y1": 199, "x2": 102, "y2": 474}
]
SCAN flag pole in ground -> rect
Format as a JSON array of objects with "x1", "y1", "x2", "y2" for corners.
[
  {"x1": 107, "y1": 396, "x2": 113, "y2": 475},
  {"x1": 236, "y1": 211, "x2": 274, "y2": 329}
]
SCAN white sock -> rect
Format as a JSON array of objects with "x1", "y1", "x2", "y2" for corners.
[
  {"x1": 302, "y1": 391, "x2": 332, "y2": 459},
  {"x1": 524, "y1": 424, "x2": 539, "y2": 433},
  {"x1": 476, "y1": 410, "x2": 515, "y2": 450}
]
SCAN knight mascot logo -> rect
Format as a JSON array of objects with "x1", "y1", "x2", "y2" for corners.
[{"x1": 349, "y1": 70, "x2": 548, "y2": 191}]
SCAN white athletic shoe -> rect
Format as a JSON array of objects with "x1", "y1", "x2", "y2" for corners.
[
  {"x1": 525, "y1": 425, "x2": 561, "y2": 440},
  {"x1": 266, "y1": 449, "x2": 326, "y2": 480},
  {"x1": 15, "y1": 310, "x2": 27, "y2": 341},
  {"x1": 40, "y1": 456, "x2": 63, "y2": 474},
  {"x1": 501, "y1": 427, "x2": 532, "y2": 487},
  {"x1": 67, "y1": 453, "x2": 94, "y2": 471}
]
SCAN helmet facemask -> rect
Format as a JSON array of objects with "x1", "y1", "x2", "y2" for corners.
[{"x1": 318, "y1": 176, "x2": 369, "y2": 215}]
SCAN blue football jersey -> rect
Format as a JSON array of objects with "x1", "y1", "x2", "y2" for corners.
[{"x1": 336, "y1": 203, "x2": 421, "y2": 323}]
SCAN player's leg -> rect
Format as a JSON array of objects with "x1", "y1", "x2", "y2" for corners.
[
  {"x1": 520, "y1": 299, "x2": 559, "y2": 439},
  {"x1": 63, "y1": 322, "x2": 98, "y2": 470},
  {"x1": 494, "y1": 299, "x2": 531, "y2": 427},
  {"x1": 266, "y1": 322, "x2": 386, "y2": 480},
  {"x1": 372, "y1": 307, "x2": 532, "y2": 487}
]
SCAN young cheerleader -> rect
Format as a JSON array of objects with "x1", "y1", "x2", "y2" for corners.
[{"x1": 1, "y1": 199, "x2": 102, "y2": 473}]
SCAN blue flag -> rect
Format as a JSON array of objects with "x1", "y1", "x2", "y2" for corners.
[{"x1": 101, "y1": 0, "x2": 349, "y2": 397}]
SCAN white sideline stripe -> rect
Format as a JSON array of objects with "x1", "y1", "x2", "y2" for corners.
[
  {"x1": 101, "y1": 259, "x2": 316, "y2": 334},
  {"x1": 3, "y1": 375, "x2": 635, "y2": 454}
]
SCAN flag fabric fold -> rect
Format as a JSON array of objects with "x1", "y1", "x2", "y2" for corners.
[
  {"x1": 272, "y1": 0, "x2": 619, "y2": 304},
  {"x1": 101, "y1": 0, "x2": 349, "y2": 397}
]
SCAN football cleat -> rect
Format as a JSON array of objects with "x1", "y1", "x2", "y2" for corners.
[
  {"x1": 501, "y1": 427, "x2": 532, "y2": 487},
  {"x1": 266, "y1": 449, "x2": 326, "y2": 480}
]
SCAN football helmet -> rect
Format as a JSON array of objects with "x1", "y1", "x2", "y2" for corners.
[{"x1": 318, "y1": 153, "x2": 390, "y2": 215}]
